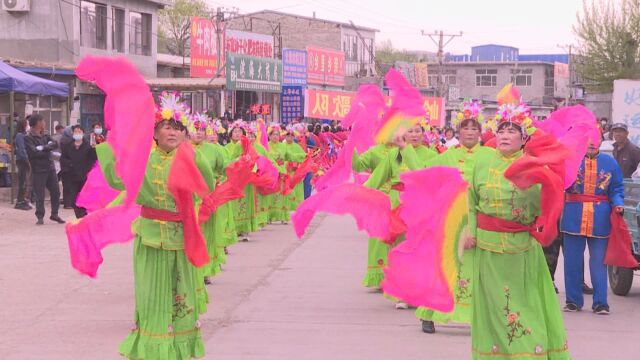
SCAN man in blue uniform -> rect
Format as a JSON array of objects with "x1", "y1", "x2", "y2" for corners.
[{"x1": 561, "y1": 141, "x2": 624, "y2": 315}]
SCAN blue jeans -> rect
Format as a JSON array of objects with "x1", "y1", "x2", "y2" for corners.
[{"x1": 563, "y1": 233, "x2": 609, "y2": 309}]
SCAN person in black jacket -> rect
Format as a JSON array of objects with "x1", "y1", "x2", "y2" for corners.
[
  {"x1": 24, "y1": 114, "x2": 65, "y2": 225},
  {"x1": 60, "y1": 125, "x2": 97, "y2": 218},
  {"x1": 13, "y1": 119, "x2": 32, "y2": 210}
]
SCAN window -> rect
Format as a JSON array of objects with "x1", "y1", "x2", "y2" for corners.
[
  {"x1": 112, "y1": 7, "x2": 125, "y2": 53},
  {"x1": 475, "y1": 69, "x2": 497, "y2": 87},
  {"x1": 443, "y1": 69, "x2": 457, "y2": 85},
  {"x1": 342, "y1": 35, "x2": 358, "y2": 61},
  {"x1": 510, "y1": 68, "x2": 532, "y2": 87},
  {"x1": 427, "y1": 69, "x2": 456, "y2": 87},
  {"x1": 129, "y1": 11, "x2": 152, "y2": 56},
  {"x1": 80, "y1": 1, "x2": 107, "y2": 49}
]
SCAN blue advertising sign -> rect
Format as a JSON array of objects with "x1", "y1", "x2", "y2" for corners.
[
  {"x1": 281, "y1": 85, "x2": 304, "y2": 125},
  {"x1": 282, "y1": 49, "x2": 307, "y2": 86}
]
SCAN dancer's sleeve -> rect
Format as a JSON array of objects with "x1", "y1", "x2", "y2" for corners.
[
  {"x1": 608, "y1": 160, "x2": 625, "y2": 207},
  {"x1": 286, "y1": 143, "x2": 306, "y2": 163},
  {"x1": 95, "y1": 142, "x2": 125, "y2": 191},
  {"x1": 364, "y1": 149, "x2": 396, "y2": 190},
  {"x1": 352, "y1": 147, "x2": 375, "y2": 172},
  {"x1": 400, "y1": 145, "x2": 420, "y2": 170},
  {"x1": 467, "y1": 164, "x2": 478, "y2": 239},
  {"x1": 195, "y1": 148, "x2": 216, "y2": 192}
]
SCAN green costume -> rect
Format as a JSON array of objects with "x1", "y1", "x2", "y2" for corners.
[
  {"x1": 226, "y1": 140, "x2": 258, "y2": 235},
  {"x1": 253, "y1": 142, "x2": 271, "y2": 228},
  {"x1": 352, "y1": 144, "x2": 419, "y2": 288},
  {"x1": 467, "y1": 149, "x2": 569, "y2": 359},
  {"x1": 282, "y1": 141, "x2": 307, "y2": 212},
  {"x1": 413, "y1": 144, "x2": 438, "y2": 168},
  {"x1": 97, "y1": 144, "x2": 213, "y2": 360},
  {"x1": 416, "y1": 143, "x2": 494, "y2": 325},
  {"x1": 266, "y1": 141, "x2": 289, "y2": 222},
  {"x1": 211, "y1": 143, "x2": 237, "y2": 249},
  {"x1": 193, "y1": 142, "x2": 226, "y2": 277}
]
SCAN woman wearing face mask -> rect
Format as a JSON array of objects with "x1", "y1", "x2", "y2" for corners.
[
  {"x1": 465, "y1": 103, "x2": 570, "y2": 359},
  {"x1": 60, "y1": 125, "x2": 97, "y2": 218},
  {"x1": 282, "y1": 127, "x2": 307, "y2": 213},
  {"x1": 90, "y1": 122, "x2": 105, "y2": 146},
  {"x1": 265, "y1": 124, "x2": 288, "y2": 224}
]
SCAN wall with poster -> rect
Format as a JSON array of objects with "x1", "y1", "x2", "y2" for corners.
[
  {"x1": 190, "y1": 17, "x2": 223, "y2": 78},
  {"x1": 306, "y1": 47, "x2": 345, "y2": 87},
  {"x1": 281, "y1": 86, "x2": 304, "y2": 125},
  {"x1": 613, "y1": 79, "x2": 640, "y2": 145},
  {"x1": 226, "y1": 54, "x2": 282, "y2": 93},
  {"x1": 282, "y1": 49, "x2": 307, "y2": 86},
  {"x1": 226, "y1": 30, "x2": 274, "y2": 58},
  {"x1": 305, "y1": 89, "x2": 446, "y2": 126}
]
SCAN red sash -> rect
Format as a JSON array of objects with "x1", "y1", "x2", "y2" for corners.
[{"x1": 140, "y1": 206, "x2": 183, "y2": 222}]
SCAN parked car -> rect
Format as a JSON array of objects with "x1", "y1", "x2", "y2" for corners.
[{"x1": 608, "y1": 179, "x2": 640, "y2": 296}]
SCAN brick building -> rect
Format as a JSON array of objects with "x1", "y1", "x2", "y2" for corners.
[{"x1": 226, "y1": 10, "x2": 378, "y2": 91}]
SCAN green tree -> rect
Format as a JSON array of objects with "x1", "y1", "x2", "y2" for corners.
[
  {"x1": 375, "y1": 39, "x2": 419, "y2": 65},
  {"x1": 158, "y1": 0, "x2": 210, "y2": 56},
  {"x1": 573, "y1": 0, "x2": 640, "y2": 92}
]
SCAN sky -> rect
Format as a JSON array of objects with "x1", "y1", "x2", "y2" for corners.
[{"x1": 208, "y1": 0, "x2": 589, "y2": 55}]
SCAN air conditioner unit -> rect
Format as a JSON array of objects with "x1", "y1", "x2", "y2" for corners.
[{"x1": 2, "y1": 0, "x2": 30, "y2": 12}]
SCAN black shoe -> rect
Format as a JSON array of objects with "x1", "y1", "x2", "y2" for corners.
[
  {"x1": 582, "y1": 282, "x2": 593, "y2": 295},
  {"x1": 14, "y1": 203, "x2": 31, "y2": 211},
  {"x1": 593, "y1": 305, "x2": 610, "y2": 315},
  {"x1": 563, "y1": 303, "x2": 580, "y2": 312},
  {"x1": 49, "y1": 215, "x2": 65, "y2": 224},
  {"x1": 204, "y1": 277, "x2": 212, "y2": 285},
  {"x1": 36, "y1": 218, "x2": 44, "y2": 225},
  {"x1": 63, "y1": 206, "x2": 74, "y2": 210},
  {"x1": 554, "y1": 283, "x2": 559, "y2": 294},
  {"x1": 421, "y1": 320, "x2": 435, "y2": 334}
]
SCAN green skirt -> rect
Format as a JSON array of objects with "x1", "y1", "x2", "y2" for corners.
[
  {"x1": 471, "y1": 244, "x2": 570, "y2": 359},
  {"x1": 285, "y1": 182, "x2": 304, "y2": 212},
  {"x1": 268, "y1": 192, "x2": 290, "y2": 222},
  {"x1": 233, "y1": 185, "x2": 258, "y2": 235},
  {"x1": 119, "y1": 237, "x2": 205, "y2": 360},
  {"x1": 204, "y1": 213, "x2": 225, "y2": 277},
  {"x1": 416, "y1": 248, "x2": 474, "y2": 324},
  {"x1": 362, "y1": 237, "x2": 391, "y2": 288},
  {"x1": 256, "y1": 192, "x2": 269, "y2": 228},
  {"x1": 219, "y1": 202, "x2": 237, "y2": 247}
]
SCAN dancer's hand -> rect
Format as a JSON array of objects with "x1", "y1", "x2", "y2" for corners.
[{"x1": 463, "y1": 236, "x2": 476, "y2": 249}]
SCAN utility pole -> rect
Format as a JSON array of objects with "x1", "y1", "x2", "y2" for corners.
[
  {"x1": 215, "y1": 7, "x2": 224, "y2": 78},
  {"x1": 421, "y1": 30, "x2": 462, "y2": 98}
]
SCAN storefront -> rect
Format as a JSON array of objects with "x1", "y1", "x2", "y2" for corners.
[{"x1": 225, "y1": 54, "x2": 282, "y2": 122}]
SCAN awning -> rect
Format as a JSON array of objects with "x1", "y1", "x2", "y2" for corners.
[
  {"x1": 145, "y1": 77, "x2": 226, "y2": 90},
  {"x1": 0, "y1": 61, "x2": 69, "y2": 97}
]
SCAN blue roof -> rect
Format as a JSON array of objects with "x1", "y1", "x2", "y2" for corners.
[{"x1": 0, "y1": 61, "x2": 69, "y2": 97}]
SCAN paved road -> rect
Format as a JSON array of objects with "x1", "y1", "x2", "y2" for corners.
[{"x1": 1, "y1": 203, "x2": 639, "y2": 359}]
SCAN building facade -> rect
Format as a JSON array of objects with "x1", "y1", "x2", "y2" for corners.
[
  {"x1": 226, "y1": 10, "x2": 377, "y2": 90},
  {"x1": 0, "y1": 0, "x2": 166, "y2": 131}
]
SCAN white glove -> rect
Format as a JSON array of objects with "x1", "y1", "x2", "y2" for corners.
[{"x1": 36, "y1": 145, "x2": 44, "y2": 151}]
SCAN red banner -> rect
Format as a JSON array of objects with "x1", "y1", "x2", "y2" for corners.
[
  {"x1": 306, "y1": 47, "x2": 345, "y2": 86},
  {"x1": 305, "y1": 89, "x2": 445, "y2": 126},
  {"x1": 190, "y1": 17, "x2": 223, "y2": 78}
]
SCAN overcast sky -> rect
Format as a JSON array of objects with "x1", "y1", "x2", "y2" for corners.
[{"x1": 209, "y1": 0, "x2": 593, "y2": 54}]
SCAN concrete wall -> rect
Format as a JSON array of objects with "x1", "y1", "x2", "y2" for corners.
[
  {"x1": 0, "y1": 0, "x2": 161, "y2": 77},
  {"x1": 440, "y1": 62, "x2": 554, "y2": 105},
  {"x1": 583, "y1": 92, "x2": 612, "y2": 121},
  {"x1": 0, "y1": 0, "x2": 77, "y2": 64},
  {"x1": 226, "y1": 13, "x2": 342, "y2": 54}
]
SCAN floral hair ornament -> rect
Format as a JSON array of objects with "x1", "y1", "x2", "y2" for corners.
[
  {"x1": 188, "y1": 113, "x2": 209, "y2": 134},
  {"x1": 453, "y1": 99, "x2": 485, "y2": 128},
  {"x1": 493, "y1": 83, "x2": 534, "y2": 136},
  {"x1": 156, "y1": 91, "x2": 190, "y2": 126},
  {"x1": 229, "y1": 120, "x2": 250, "y2": 133}
]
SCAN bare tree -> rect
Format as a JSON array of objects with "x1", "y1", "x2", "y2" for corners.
[
  {"x1": 574, "y1": 0, "x2": 640, "y2": 92},
  {"x1": 158, "y1": 0, "x2": 210, "y2": 56}
]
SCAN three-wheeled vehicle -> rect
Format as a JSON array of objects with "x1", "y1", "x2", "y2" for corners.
[{"x1": 608, "y1": 179, "x2": 640, "y2": 295}]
